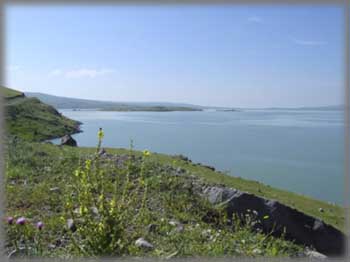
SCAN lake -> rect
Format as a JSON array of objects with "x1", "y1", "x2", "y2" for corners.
[{"x1": 53, "y1": 109, "x2": 345, "y2": 205}]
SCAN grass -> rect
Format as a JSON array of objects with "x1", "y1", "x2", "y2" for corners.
[
  {"x1": 0, "y1": 86, "x2": 24, "y2": 99},
  {"x1": 4, "y1": 138, "x2": 305, "y2": 258},
  {"x1": 2, "y1": 87, "x2": 80, "y2": 141}
]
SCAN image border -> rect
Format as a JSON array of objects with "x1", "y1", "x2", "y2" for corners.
[{"x1": 0, "y1": 0, "x2": 348, "y2": 261}]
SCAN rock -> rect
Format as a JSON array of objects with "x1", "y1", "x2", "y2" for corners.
[
  {"x1": 176, "y1": 167, "x2": 186, "y2": 174},
  {"x1": 60, "y1": 135, "x2": 77, "y2": 147},
  {"x1": 48, "y1": 244, "x2": 56, "y2": 250},
  {"x1": 146, "y1": 224, "x2": 158, "y2": 233},
  {"x1": 305, "y1": 249, "x2": 327, "y2": 259},
  {"x1": 49, "y1": 187, "x2": 60, "y2": 193},
  {"x1": 98, "y1": 148, "x2": 107, "y2": 156},
  {"x1": 91, "y1": 206, "x2": 99, "y2": 216},
  {"x1": 169, "y1": 219, "x2": 180, "y2": 227},
  {"x1": 200, "y1": 185, "x2": 345, "y2": 256},
  {"x1": 176, "y1": 224, "x2": 184, "y2": 233},
  {"x1": 252, "y1": 248, "x2": 262, "y2": 255},
  {"x1": 7, "y1": 247, "x2": 28, "y2": 258},
  {"x1": 135, "y1": 238, "x2": 154, "y2": 249},
  {"x1": 67, "y1": 219, "x2": 76, "y2": 232}
]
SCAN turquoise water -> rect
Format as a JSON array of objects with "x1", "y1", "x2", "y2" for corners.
[{"x1": 53, "y1": 109, "x2": 345, "y2": 204}]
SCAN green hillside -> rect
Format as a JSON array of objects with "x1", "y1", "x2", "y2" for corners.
[
  {"x1": 1, "y1": 86, "x2": 24, "y2": 99},
  {"x1": 1, "y1": 86, "x2": 81, "y2": 141}
]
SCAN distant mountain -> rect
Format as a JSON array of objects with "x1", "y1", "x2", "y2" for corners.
[
  {"x1": 25, "y1": 92, "x2": 207, "y2": 111},
  {"x1": 248, "y1": 105, "x2": 345, "y2": 111}
]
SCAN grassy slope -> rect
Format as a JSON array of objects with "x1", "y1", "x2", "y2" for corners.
[
  {"x1": 1, "y1": 86, "x2": 81, "y2": 141},
  {"x1": 86, "y1": 147, "x2": 345, "y2": 231},
  {"x1": 1, "y1": 86, "x2": 24, "y2": 98},
  {"x1": 5, "y1": 140, "x2": 304, "y2": 257}
]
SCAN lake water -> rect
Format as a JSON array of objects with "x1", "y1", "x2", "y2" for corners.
[{"x1": 53, "y1": 109, "x2": 345, "y2": 205}]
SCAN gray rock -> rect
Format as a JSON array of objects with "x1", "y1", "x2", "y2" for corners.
[
  {"x1": 60, "y1": 134, "x2": 77, "y2": 147},
  {"x1": 91, "y1": 206, "x2": 99, "y2": 216},
  {"x1": 135, "y1": 238, "x2": 154, "y2": 249},
  {"x1": 169, "y1": 220, "x2": 184, "y2": 233},
  {"x1": 49, "y1": 187, "x2": 60, "y2": 193},
  {"x1": 305, "y1": 249, "x2": 327, "y2": 259},
  {"x1": 169, "y1": 219, "x2": 180, "y2": 227},
  {"x1": 200, "y1": 185, "x2": 345, "y2": 256},
  {"x1": 146, "y1": 224, "x2": 158, "y2": 233},
  {"x1": 7, "y1": 247, "x2": 28, "y2": 258},
  {"x1": 176, "y1": 167, "x2": 186, "y2": 174},
  {"x1": 98, "y1": 148, "x2": 107, "y2": 156},
  {"x1": 67, "y1": 219, "x2": 76, "y2": 232}
]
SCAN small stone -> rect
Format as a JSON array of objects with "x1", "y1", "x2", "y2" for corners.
[
  {"x1": 176, "y1": 224, "x2": 184, "y2": 233},
  {"x1": 176, "y1": 167, "x2": 185, "y2": 174},
  {"x1": 305, "y1": 249, "x2": 327, "y2": 259},
  {"x1": 135, "y1": 238, "x2": 154, "y2": 249},
  {"x1": 67, "y1": 219, "x2": 76, "y2": 232},
  {"x1": 98, "y1": 148, "x2": 107, "y2": 156},
  {"x1": 146, "y1": 224, "x2": 158, "y2": 233},
  {"x1": 169, "y1": 219, "x2": 180, "y2": 227},
  {"x1": 91, "y1": 206, "x2": 99, "y2": 216},
  {"x1": 48, "y1": 244, "x2": 56, "y2": 250},
  {"x1": 50, "y1": 187, "x2": 60, "y2": 192},
  {"x1": 252, "y1": 248, "x2": 262, "y2": 255},
  {"x1": 7, "y1": 247, "x2": 28, "y2": 258},
  {"x1": 60, "y1": 134, "x2": 77, "y2": 147}
]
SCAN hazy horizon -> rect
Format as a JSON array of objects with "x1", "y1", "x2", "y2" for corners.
[{"x1": 5, "y1": 5, "x2": 344, "y2": 108}]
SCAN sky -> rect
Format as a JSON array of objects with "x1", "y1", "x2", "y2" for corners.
[{"x1": 4, "y1": 4, "x2": 345, "y2": 108}]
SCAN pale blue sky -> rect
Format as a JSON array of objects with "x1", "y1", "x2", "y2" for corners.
[{"x1": 5, "y1": 4, "x2": 344, "y2": 108}]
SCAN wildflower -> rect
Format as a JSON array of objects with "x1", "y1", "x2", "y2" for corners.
[
  {"x1": 85, "y1": 159, "x2": 92, "y2": 169},
  {"x1": 110, "y1": 199, "x2": 116, "y2": 207},
  {"x1": 36, "y1": 221, "x2": 44, "y2": 230},
  {"x1": 79, "y1": 206, "x2": 88, "y2": 215},
  {"x1": 143, "y1": 150, "x2": 150, "y2": 157},
  {"x1": 7, "y1": 217, "x2": 14, "y2": 225},
  {"x1": 98, "y1": 128, "x2": 104, "y2": 140},
  {"x1": 16, "y1": 217, "x2": 26, "y2": 225},
  {"x1": 98, "y1": 222, "x2": 104, "y2": 232}
]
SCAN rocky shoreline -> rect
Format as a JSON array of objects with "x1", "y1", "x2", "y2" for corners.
[{"x1": 95, "y1": 150, "x2": 346, "y2": 258}]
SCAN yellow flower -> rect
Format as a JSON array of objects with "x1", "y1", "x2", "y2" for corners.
[
  {"x1": 143, "y1": 150, "x2": 150, "y2": 157},
  {"x1": 79, "y1": 206, "x2": 88, "y2": 215},
  {"x1": 98, "y1": 129, "x2": 104, "y2": 140},
  {"x1": 98, "y1": 194, "x2": 104, "y2": 202},
  {"x1": 85, "y1": 159, "x2": 92, "y2": 169},
  {"x1": 98, "y1": 222, "x2": 104, "y2": 232}
]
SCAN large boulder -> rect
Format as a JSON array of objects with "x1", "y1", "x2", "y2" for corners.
[
  {"x1": 201, "y1": 186, "x2": 346, "y2": 257},
  {"x1": 60, "y1": 134, "x2": 77, "y2": 147}
]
